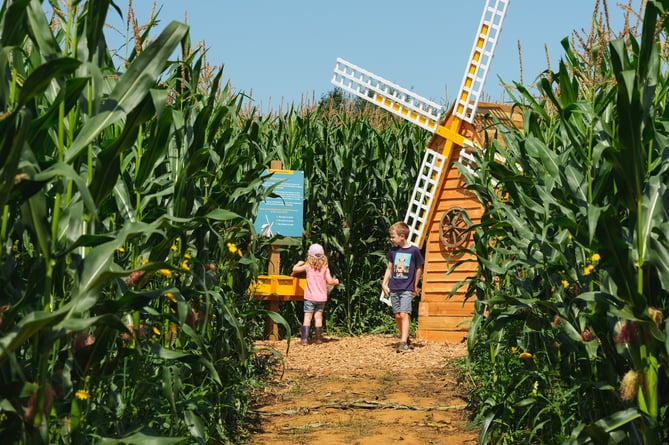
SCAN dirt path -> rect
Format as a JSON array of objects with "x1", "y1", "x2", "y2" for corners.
[{"x1": 247, "y1": 334, "x2": 477, "y2": 445}]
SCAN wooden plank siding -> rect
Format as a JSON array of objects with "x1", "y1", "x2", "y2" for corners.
[
  {"x1": 416, "y1": 153, "x2": 481, "y2": 343},
  {"x1": 414, "y1": 102, "x2": 521, "y2": 343}
]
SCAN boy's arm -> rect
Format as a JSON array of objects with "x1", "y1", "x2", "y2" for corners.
[
  {"x1": 382, "y1": 262, "x2": 392, "y2": 296},
  {"x1": 413, "y1": 265, "x2": 423, "y2": 296}
]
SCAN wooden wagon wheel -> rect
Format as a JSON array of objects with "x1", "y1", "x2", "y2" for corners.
[{"x1": 439, "y1": 207, "x2": 471, "y2": 248}]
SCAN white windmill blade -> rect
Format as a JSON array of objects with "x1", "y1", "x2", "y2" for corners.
[
  {"x1": 331, "y1": 58, "x2": 443, "y2": 133},
  {"x1": 453, "y1": 0, "x2": 510, "y2": 123},
  {"x1": 404, "y1": 148, "x2": 449, "y2": 247},
  {"x1": 457, "y1": 140, "x2": 481, "y2": 177},
  {"x1": 330, "y1": 0, "x2": 510, "y2": 250}
]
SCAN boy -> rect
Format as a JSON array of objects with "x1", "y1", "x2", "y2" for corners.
[{"x1": 382, "y1": 221, "x2": 424, "y2": 353}]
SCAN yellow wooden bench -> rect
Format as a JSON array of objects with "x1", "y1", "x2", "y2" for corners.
[
  {"x1": 250, "y1": 274, "x2": 306, "y2": 301},
  {"x1": 250, "y1": 273, "x2": 306, "y2": 340}
]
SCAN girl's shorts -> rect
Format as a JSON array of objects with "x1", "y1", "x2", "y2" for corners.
[{"x1": 303, "y1": 300, "x2": 326, "y2": 313}]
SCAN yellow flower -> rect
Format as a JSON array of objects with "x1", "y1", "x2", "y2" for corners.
[
  {"x1": 75, "y1": 389, "x2": 90, "y2": 400},
  {"x1": 561, "y1": 280, "x2": 569, "y2": 288},
  {"x1": 158, "y1": 269, "x2": 172, "y2": 278},
  {"x1": 511, "y1": 346, "x2": 518, "y2": 354},
  {"x1": 153, "y1": 326, "x2": 161, "y2": 335},
  {"x1": 584, "y1": 264, "x2": 595, "y2": 276},
  {"x1": 163, "y1": 292, "x2": 177, "y2": 303},
  {"x1": 117, "y1": 247, "x2": 125, "y2": 253},
  {"x1": 184, "y1": 252, "x2": 192, "y2": 259},
  {"x1": 180, "y1": 260, "x2": 190, "y2": 271},
  {"x1": 171, "y1": 243, "x2": 178, "y2": 252},
  {"x1": 169, "y1": 322, "x2": 177, "y2": 334},
  {"x1": 591, "y1": 253, "x2": 601, "y2": 262},
  {"x1": 519, "y1": 352, "x2": 533, "y2": 360},
  {"x1": 227, "y1": 242, "x2": 238, "y2": 254}
]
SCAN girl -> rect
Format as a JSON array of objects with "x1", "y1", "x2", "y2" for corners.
[{"x1": 292, "y1": 243, "x2": 339, "y2": 345}]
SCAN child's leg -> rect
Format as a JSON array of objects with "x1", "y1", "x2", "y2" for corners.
[
  {"x1": 303, "y1": 311, "x2": 314, "y2": 327},
  {"x1": 399, "y1": 312, "x2": 410, "y2": 343},
  {"x1": 394, "y1": 312, "x2": 403, "y2": 335},
  {"x1": 313, "y1": 309, "x2": 324, "y2": 344},
  {"x1": 391, "y1": 292, "x2": 403, "y2": 337},
  {"x1": 313, "y1": 310, "x2": 323, "y2": 328},
  {"x1": 395, "y1": 291, "x2": 412, "y2": 345},
  {"x1": 302, "y1": 302, "x2": 315, "y2": 345}
]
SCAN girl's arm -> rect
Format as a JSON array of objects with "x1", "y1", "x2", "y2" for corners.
[
  {"x1": 325, "y1": 267, "x2": 339, "y2": 286},
  {"x1": 292, "y1": 260, "x2": 307, "y2": 273}
]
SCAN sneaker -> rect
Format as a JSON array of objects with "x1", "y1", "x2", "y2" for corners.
[
  {"x1": 396, "y1": 335, "x2": 413, "y2": 349},
  {"x1": 396, "y1": 342, "x2": 411, "y2": 353},
  {"x1": 397, "y1": 335, "x2": 411, "y2": 346}
]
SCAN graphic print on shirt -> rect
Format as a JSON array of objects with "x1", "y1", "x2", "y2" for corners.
[{"x1": 393, "y1": 253, "x2": 411, "y2": 279}]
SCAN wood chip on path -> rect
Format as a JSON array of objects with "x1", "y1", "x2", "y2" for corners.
[{"x1": 254, "y1": 333, "x2": 468, "y2": 373}]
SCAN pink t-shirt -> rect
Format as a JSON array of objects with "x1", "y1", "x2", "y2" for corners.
[{"x1": 304, "y1": 266, "x2": 329, "y2": 302}]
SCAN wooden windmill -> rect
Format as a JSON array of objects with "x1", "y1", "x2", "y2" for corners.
[{"x1": 331, "y1": 0, "x2": 510, "y2": 342}]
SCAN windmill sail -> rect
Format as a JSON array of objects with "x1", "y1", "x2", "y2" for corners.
[{"x1": 331, "y1": 0, "x2": 510, "y2": 249}]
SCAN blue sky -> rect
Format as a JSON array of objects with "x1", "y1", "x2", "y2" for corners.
[{"x1": 106, "y1": 1, "x2": 645, "y2": 112}]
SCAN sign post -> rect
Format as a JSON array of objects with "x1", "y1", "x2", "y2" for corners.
[
  {"x1": 255, "y1": 160, "x2": 304, "y2": 340},
  {"x1": 254, "y1": 162, "x2": 304, "y2": 240}
]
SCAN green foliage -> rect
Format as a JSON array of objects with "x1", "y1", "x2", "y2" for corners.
[
  {"x1": 255, "y1": 102, "x2": 429, "y2": 336},
  {"x1": 0, "y1": 1, "x2": 427, "y2": 443},
  {"x1": 0, "y1": 1, "x2": 289, "y2": 443},
  {"x1": 11, "y1": 1, "x2": 669, "y2": 444},
  {"x1": 463, "y1": 1, "x2": 669, "y2": 443}
]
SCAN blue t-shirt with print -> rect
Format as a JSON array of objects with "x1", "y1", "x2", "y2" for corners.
[{"x1": 386, "y1": 245, "x2": 424, "y2": 292}]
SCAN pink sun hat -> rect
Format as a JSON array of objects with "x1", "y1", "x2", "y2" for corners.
[{"x1": 308, "y1": 243, "x2": 325, "y2": 258}]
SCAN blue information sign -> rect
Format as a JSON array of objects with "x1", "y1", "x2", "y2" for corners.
[{"x1": 254, "y1": 169, "x2": 304, "y2": 238}]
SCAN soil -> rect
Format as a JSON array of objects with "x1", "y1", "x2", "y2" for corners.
[{"x1": 246, "y1": 334, "x2": 478, "y2": 445}]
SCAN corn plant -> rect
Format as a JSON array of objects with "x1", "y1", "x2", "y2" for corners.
[
  {"x1": 0, "y1": 1, "x2": 457, "y2": 443},
  {"x1": 261, "y1": 101, "x2": 428, "y2": 335},
  {"x1": 462, "y1": 1, "x2": 669, "y2": 443},
  {"x1": 0, "y1": 1, "x2": 287, "y2": 443}
]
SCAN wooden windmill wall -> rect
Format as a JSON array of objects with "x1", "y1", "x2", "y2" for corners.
[{"x1": 416, "y1": 102, "x2": 522, "y2": 343}]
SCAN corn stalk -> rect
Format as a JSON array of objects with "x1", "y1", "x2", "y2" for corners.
[{"x1": 462, "y1": 1, "x2": 669, "y2": 442}]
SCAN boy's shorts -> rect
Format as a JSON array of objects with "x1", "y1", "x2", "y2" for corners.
[
  {"x1": 390, "y1": 290, "x2": 413, "y2": 314},
  {"x1": 303, "y1": 300, "x2": 326, "y2": 313}
]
